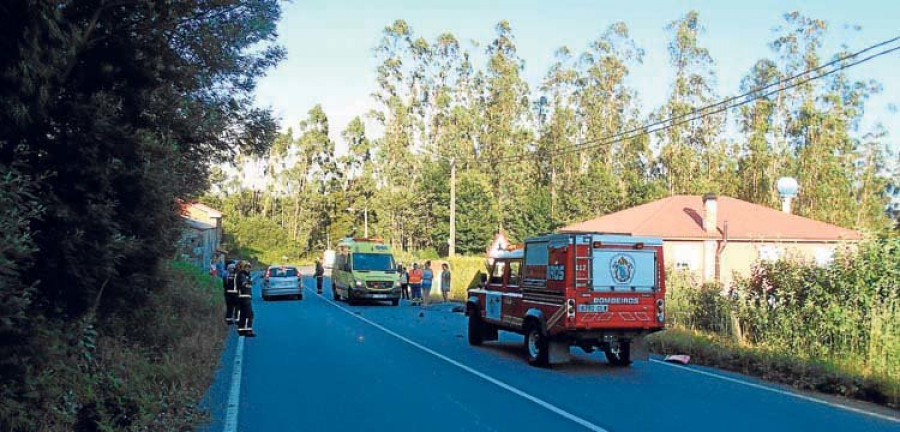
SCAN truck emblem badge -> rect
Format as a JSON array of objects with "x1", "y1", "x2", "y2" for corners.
[{"x1": 609, "y1": 254, "x2": 635, "y2": 284}]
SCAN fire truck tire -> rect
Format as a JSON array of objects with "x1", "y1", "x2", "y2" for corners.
[
  {"x1": 603, "y1": 340, "x2": 632, "y2": 367},
  {"x1": 468, "y1": 312, "x2": 484, "y2": 346},
  {"x1": 391, "y1": 299, "x2": 399, "y2": 306},
  {"x1": 333, "y1": 290, "x2": 340, "y2": 301},
  {"x1": 524, "y1": 325, "x2": 549, "y2": 367}
]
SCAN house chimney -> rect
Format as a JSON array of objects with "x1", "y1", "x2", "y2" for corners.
[
  {"x1": 777, "y1": 177, "x2": 799, "y2": 214},
  {"x1": 703, "y1": 193, "x2": 717, "y2": 234}
]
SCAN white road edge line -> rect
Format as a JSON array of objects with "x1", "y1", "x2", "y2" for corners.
[
  {"x1": 311, "y1": 287, "x2": 610, "y2": 432},
  {"x1": 224, "y1": 335, "x2": 245, "y2": 432},
  {"x1": 649, "y1": 359, "x2": 900, "y2": 423}
]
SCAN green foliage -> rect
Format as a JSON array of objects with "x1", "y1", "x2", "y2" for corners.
[
  {"x1": 666, "y1": 270, "x2": 733, "y2": 335},
  {"x1": 663, "y1": 239, "x2": 900, "y2": 407},
  {"x1": 0, "y1": 261, "x2": 227, "y2": 430},
  {"x1": 729, "y1": 239, "x2": 900, "y2": 384},
  {"x1": 454, "y1": 172, "x2": 497, "y2": 254},
  {"x1": 445, "y1": 256, "x2": 489, "y2": 301},
  {"x1": 225, "y1": 216, "x2": 304, "y2": 266},
  {"x1": 0, "y1": 0, "x2": 281, "y2": 429}
]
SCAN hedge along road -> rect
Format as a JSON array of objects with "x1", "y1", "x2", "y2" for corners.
[{"x1": 204, "y1": 274, "x2": 899, "y2": 432}]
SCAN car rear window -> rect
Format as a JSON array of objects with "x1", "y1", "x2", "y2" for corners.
[{"x1": 269, "y1": 267, "x2": 298, "y2": 277}]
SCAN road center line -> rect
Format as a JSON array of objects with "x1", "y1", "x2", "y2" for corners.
[
  {"x1": 649, "y1": 359, "x2": 899, "y2": 423},
  {"x1": 224, "y1": 335, "x2": 245, "y2": 432},
  {"x1": 310, "y1": 286, "x2": 610, "y2": 432}
]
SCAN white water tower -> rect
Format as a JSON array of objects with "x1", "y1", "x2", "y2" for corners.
[{"x1": 777, "y1": 177, "x2": 799, "y2": 214}]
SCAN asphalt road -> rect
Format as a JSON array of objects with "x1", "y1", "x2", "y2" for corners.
[{"x1": 201, "y1": 274, "x2": 900, "y2": 432}]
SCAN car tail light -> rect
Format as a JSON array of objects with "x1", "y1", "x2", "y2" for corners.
[
  {"x1": 656, "y1": 299, "x2": 665, "y2": 323},
  {"x1": 567, "y1": 299, "x2": 576, "y2": 318}
]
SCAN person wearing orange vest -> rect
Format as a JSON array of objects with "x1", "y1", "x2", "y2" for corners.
[{"x1": 408, "y1": 263, "x2": 423, "y2": 305}]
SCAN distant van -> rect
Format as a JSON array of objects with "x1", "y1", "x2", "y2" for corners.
[{"x1": 332, "y1": 238, "x2": 400, "y2": 306}]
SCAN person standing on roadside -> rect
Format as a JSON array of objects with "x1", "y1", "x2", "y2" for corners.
[
  {"x1": 315, "y1": 258, "x2": 325, "y2": 295},
  {"x1": 408, "y1": 263, "x2": 423, "y2": 305},
  {"x1": 236, "y1": 261, "x2": 256, "y2": 337},
  {"x1": 215, "y1": 254, "x2": 225, "y2": 279},
  {"x1": 440, "y1": 263, "x2": 451, "y2": 303},
  {"x1": 421, "y1": 261, "x2": 434, "y2": 307},
  {"x1": 398, "y1": 264, "x2": 409, "y2": 300},
  {"x1": 223, "y1": 262, "x2": 238, "y2": 325}
]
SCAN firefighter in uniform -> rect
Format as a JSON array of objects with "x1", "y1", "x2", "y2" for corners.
[
  {"x1": 224, "y1": 262, "x2": 239, "y2": 325},
  {"x1": 236, "y1": 261, "x2": 256, "y2": 337},
  {"x1": 315, "y1": 258, "x2": 325, "y2": 295}
]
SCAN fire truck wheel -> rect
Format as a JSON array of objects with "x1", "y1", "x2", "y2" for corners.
[
  {"x1": 525, "y1": 325, "x2": 549, "y2": 367},
  {"x1": 333, "y1": 290, "x2": 340, "y2": 301},
  {"x1": 603, "y1": 340, "x2": 632, "y2": 367},
  {"x1": 467, "y1": 312, "x2": 484, "y2": 346}
]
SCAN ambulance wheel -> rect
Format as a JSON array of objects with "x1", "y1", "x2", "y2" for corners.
[
  {"x1": 604, "y1": 340, "x2": 632, "y2": 367},
  {"x1": 467, "y1": 311, "x2": 484, "y2": 346},
  {"x1": 525, "y1": 325, "x2": 549, "y2": 367}
]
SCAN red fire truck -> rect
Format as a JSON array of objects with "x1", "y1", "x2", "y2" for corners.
[{"x1": 466, "y1": 233, "x2": 666, "y2": 367}]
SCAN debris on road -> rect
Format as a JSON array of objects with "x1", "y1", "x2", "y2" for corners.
[{"x1": 664, "y1": 355, "x2": 691, "y2": 365}]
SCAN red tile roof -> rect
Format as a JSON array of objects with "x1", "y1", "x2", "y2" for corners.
[{"x1": 560, "y1": 195, "x2": 861, "y2": 241}]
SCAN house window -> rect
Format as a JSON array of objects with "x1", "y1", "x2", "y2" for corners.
[
  {"x1": 758, "y1": 245, "x2": 784, "y2": 262},
  {"x1": 814, "y1": 247, "x2": 835, "y2": 266},
  {"x1": 673, "y1": 245, "x2": 697, "y2": 271}
]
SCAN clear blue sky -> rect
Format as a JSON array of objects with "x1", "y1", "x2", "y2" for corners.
[{"x1": 254, "y1": 0, "x2": 900, "y2": 154}]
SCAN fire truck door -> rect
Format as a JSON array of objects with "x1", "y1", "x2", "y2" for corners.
[
  {"x1": 484, "y1": 261, "x2": 506, "y2": 322},
  {"x1": 485, "y1": 292, "x2": 502, "y2": 322}
]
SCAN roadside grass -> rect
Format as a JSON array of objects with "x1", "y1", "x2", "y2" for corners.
[
  {"x1": 647, "y1": 328, "x2": 900, "y2": 409},
  {"x1": 2, "y1": 261, "x2": 227, "y2": 431}
]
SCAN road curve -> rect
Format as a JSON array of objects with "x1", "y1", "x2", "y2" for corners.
[{"x1": 201, "y1": 275, "x2": 899, "y2": 432}]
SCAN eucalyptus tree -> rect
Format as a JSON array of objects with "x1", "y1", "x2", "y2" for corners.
[
  {"x1": 573, "y1": 22, "x2": 651, "y2": 217},
  {"x1": 769, "y1": 12, "x2": 886, "y2": 229},
  {"x1": 539, "y1": 47, "x2": 578, "y2": 225},
  {"x1": 481, "y1": 20, "x2": 535, "y2": 236},
  {"x1": 736, "y1": 59, "x2": 781, "y2": 206},
  {"x1": 656, "y1": 11, "x2": 727, "y2": 195}
]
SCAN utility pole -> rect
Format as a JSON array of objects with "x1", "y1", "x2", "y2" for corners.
[{"x1": 449, "y1": 158, "x2": 456, "y2": 257}]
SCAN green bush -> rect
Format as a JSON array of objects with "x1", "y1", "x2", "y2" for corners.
[
  {"x1": 0, "y1": 261, "x2": 227, "y2": 431},
  {"x1": 446, "y1": 256, "x2": 489, "y2": 301},
  {"x1": 665, "y1": 270, "x2": 733, "y2": 335},
  {"x1": 225, "y1": 216, "x2": 304, "y2": 266},
  {"x1": 729, "y1": 239, "x2": 900, "y2": 387},
  {"x1": 660, "y1": 239, "x2": 900, "y2": 408}
]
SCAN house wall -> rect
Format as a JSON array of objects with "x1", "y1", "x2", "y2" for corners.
[
  {"x1": 177, "y1": 227, "x2": 218, "y2": 271},
  {"x1": 663, "y1": 239, "x2": 855, "y2": 286},
  {"x1": 185, "y1": 207, "x2": 222, "y2": 250}
]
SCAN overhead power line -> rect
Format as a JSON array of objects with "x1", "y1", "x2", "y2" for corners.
[{"x1": 492, "y1": 35, "x2": 900, "y2": 164}]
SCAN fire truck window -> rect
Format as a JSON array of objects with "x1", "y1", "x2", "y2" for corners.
[
  {"x1": 508, "y1": 260, "x2": 521, "y2": 286},
  {"x1": 490, "y1": 261, "x2": 506, "y2": 285}
]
